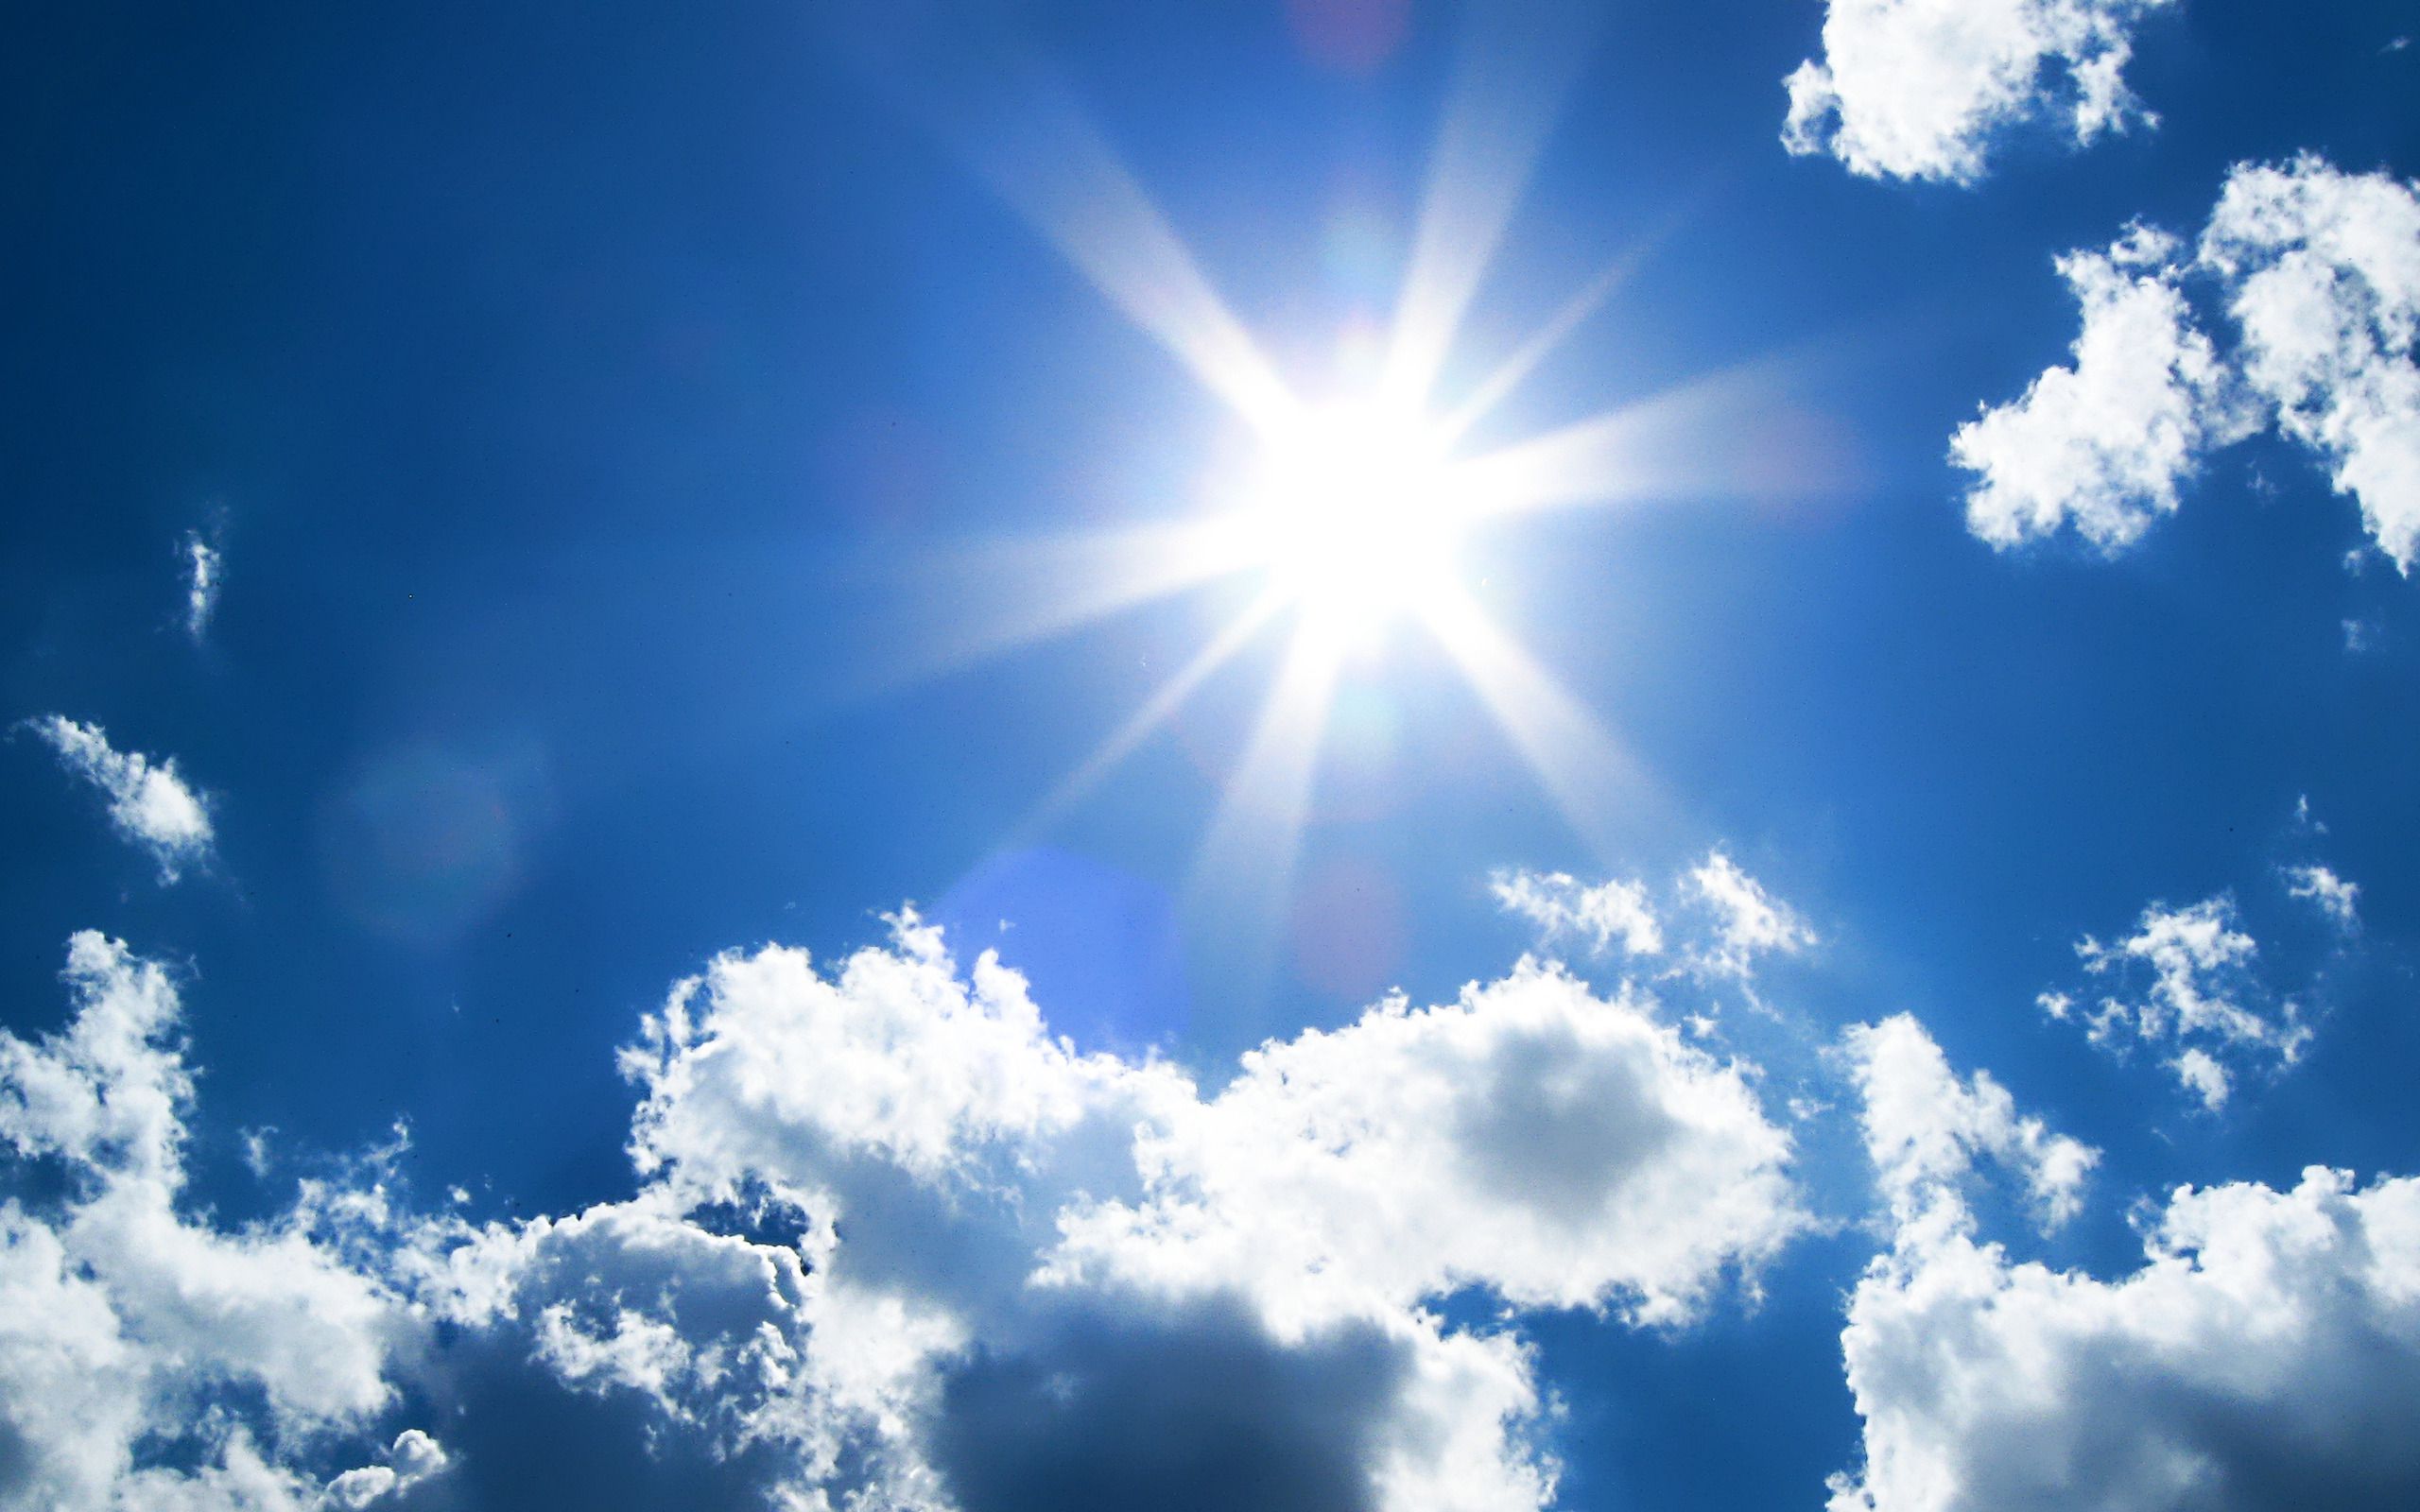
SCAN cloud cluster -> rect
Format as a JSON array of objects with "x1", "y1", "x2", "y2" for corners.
[
  {"x1": 0, "y1": 904, "x2": 1802, "y2": 1511},
  {"x1": 1959, "y1": 157, "x2": 2420, "y2": 573},
  {"x1": 539, "y1": 912, "x2": 1804, "y2": 1506},
  {"x1": 1834, "y1": 1017, "x2": 2420, "y2": 1511},
  {"x1": 24, "y1": 716, "x2": 216, "y2": 883},
  {"x1": 1490, "y1": 868, "x2": 1662, "y2": 956},
  {"x1": 1782, "y1": 0, "x2": 2173, "y2": 184}
]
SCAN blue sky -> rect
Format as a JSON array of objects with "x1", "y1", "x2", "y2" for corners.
[{"x1": 4, "y1": 2, "x2": 2418, "y2": 1508}]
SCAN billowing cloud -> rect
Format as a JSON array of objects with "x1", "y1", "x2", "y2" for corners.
[
  {"x1": 1959, "y1": 157, "x2": 2420, "y2": 572},
  {"x1": 0, "y1": 933, "x2": 439, "y2": 1511},
  {"x1": 24, "y1": 716, "x2": 216, "y2": 882},
  {"x1": 1955, "y1": 227, "x2": 2244, "y2": 550},
  {"x1": 1491, "y1": 868, "x2": 1662, "y2": 955},
  {"x1": 1782, "y1": 0, "x2": 2173, "y2": 184},
  {"x1": 404, "y1": 909, "x2": 1799, "y2": 1509},
  {"x1": 2202, "y1": 156, "x2": 2420, "y2": 572},
  {"x1": 1833, "y1": 1162, "x2": 2420, "y2": 1511}
]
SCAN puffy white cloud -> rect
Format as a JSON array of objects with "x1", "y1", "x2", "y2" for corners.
[
  {"x1": 0, "y1": 933, "x2": 437, "y2": 1512},
  {"x1": 1685, "y1": 850, "x2": 1817, "y2": 980},
  {"x1": 1956, "y1": 227, "x2": 2245, "y2": 550},
  {"x1": 2203, "y1": 156, "x2": 2420, "y2": 572},
  {"x1": 1056, "y1": 959, "x2": 1804, "y2": 1323},
  {"x1": 4, "y1": 905, "x2": 1806, "y2": 1511},
  {"x1": 2285, "y1": 863, "x2": 2362, "y2": 930},
  {"x1": 571, "y1": 912, "x2": 1803, "y2": 1507},
  {"x1": 1782, "y1": 0, "x2": 2172, "y2": 184},
  {"x1": 320, "y1": 1432, "x2": 448, "y2": 1510},
  {"x1": 1490, "y1": 868, "x2": 1661, "y2": 955},
  {"x1": 1832, "y1": 1164, "x2": 2420, "y2": 1511},
  {"x1": 24, "y1": 716, "x2": 216, "y2": 882},
  {"x1": 1841, "y1": 1015, "x2": 2097, "y2": 1229},
  {"x1": 1959, "y1": 157, "x2": 2420, "y2": 570}
]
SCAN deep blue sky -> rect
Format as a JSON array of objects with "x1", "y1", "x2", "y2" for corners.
[{"x1": 4, "y1": 3, "x2": 2417, "y2": 1508}]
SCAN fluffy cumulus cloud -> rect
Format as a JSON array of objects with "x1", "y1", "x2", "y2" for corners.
[
  {"x1": 0, "y1": 933, "x2": 439, "y2": 1511},
  {"x1": 1782, "y1": 0, "x2": 2172, "y2": 184},
  {"x1": 1956, "y1": 227, "x2": 2246, "y2": 550},
  {"x1": 1490, "y1": 868, "x2": 1662, "y2": 956},
  {"x1": 24, "y1": 716, "x2": 216, "y2": 882},
  {"x1": 556, "y1": 912, "x2": 1804, "y2": 1507},
  {"x1": 0, "y1": 907, "x2": 1812, "y2": 1510},
  {"x1": 1834, "y1": 1018, "x2": 2420, "y2": 1510},
  {"x1": 2203, "y1": 156, "x2": 2420, "y2": 571},
  {"x1": 1960, "y1": 157, "x2": 2420, "y2": 572},
  {"x1": 2285, "y1": 863, "x2": 2362, "y2": 930},
  {"x1": 1834, "y1": 1160, "x2": 2420, "y2": 1510}
]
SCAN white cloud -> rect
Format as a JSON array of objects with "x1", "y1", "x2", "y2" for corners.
[
  {"x1": 183, "y1": 530, "x2": 222, "y2": 641},
  {"x1": 1960, "y1": 157, "x2": 2420, "y2": 569},
  {"x1": 1782, "y1": 0, "x2": 2173, "y2": 184},
  {"x1": 320, "y1": 1431, "x2": 449, "y2": 1510},
  {"x1": 525, "y1": 911, "x2": 1802, "y2": 1507},
  {"x1": 0, "y1": 933, "x2": 439, "y2": 1512},
  {"x1": 25, "y1": 716, "x2": 216, "y2": 882},
  {"x1": 1490, "y1": 868, "x2": 1662, "y2": 955},
  {"x1": 1057, "y1": 959, "x2": 1804, "y2": 1324},
  {"x1": 1831, "y1": 1164, "x2": 2420, "y2": 1511},
  {"x1": 2201, "y1": 156, "x2": 2420, "y2": 572},
  {"x1": 2055, "y1": 896, "x2": 2311, "y2": 1107},
  {"x1": 1955, "y1": 227, "x2": 2244, "y2": 550},
  {"x1": 1841, "y1": 1015, "x2": 2097, "y2": 1229},
  {"x1": 1685, "y1": 850, "x2": 1817, "y2": 979},
  {"x1": 2285, "y1": 863, "x2": 2361, "y2": 930}
]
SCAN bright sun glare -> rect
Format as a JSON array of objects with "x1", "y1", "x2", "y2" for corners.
[{"x1": 1235, "y1": 398, "x2": 1469, "y2": 641}]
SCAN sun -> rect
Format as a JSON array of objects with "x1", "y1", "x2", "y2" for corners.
[{"x1": 1228, "y1": 396, "x2": 1471, "y2": 644}]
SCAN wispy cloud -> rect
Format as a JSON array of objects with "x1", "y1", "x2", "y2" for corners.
[
  {"x1": 24, "y1": 716, "x2": 215, "y2": 882},
  {"x1": 182, "y1": 528, "x2": 222, "y2": 642}
]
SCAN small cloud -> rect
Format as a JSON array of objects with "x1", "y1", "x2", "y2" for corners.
[
  {"x1": 23, "y1": 715, "x2": 216, "y2": 882},
  {"x1": 182, "y1": 528, "x2": 222, "y2": 641},
  {"x1": 2343, "y1": 618, "x2": 2377, "y2": 652},
  {"x1": 2387, "y1": 35, "x2": 2411, "y2": 54},
  {"x1": 1685, "y1": 850, "x2": 1816, "y2": 979},
  {"x1": 2284, "y1": 863, "x2": 2360, "y2": 930},
  {"x1": 1490, "y1": 868, "x2": 1662, "y2": 956},
  {"x1": 2169, "y1": 1046, "x2": 2231, "y2": 1109}
]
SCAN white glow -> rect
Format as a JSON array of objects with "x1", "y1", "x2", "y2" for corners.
[{"x1": 1234, "y1": 399, "x2": 1468, "y2": 642}]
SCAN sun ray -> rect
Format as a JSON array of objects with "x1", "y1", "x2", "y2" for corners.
[
  {"x1": 1447, "y1": 352, "x2": 1846, "y2": 522},
  {"x1": 840, "y1": 518, "x2": 1268, "y2": 698},
  {"x1": 1185, "y1": 627, "x2": 1347, "y2": 988},
  {"x1": 1020, "y1": 589, "x2": 1288, "y2": 834},
  {"x1": 1378, "y1": 0, "x2": 1604, "y2": 412},
  {"x1": 1437, "y1": 202, "x2": 1701, "y2": 447},
  {"x1": 1418, "y1": 584, "x2": 1674, "y2": 862}
]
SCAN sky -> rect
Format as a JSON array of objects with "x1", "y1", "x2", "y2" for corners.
[{"x1": 3, "y1": 0, "x2": 2418, "y2": 1508}]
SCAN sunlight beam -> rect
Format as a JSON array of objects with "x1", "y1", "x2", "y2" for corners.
[
  {"x1": 1419, "y1": 584, "x2": 1671, "y2": 860},
  {"x1": 1185, "y1": 627, "x2": 1346, "y2": 989},
  {"x1": 1021, "y1": 589, "x2": 1288, "y2": 832},
  {"x1": 839, "y1": 518, "x2": 1269, "y2": 698},
  {"x1": 1380, "y1": 0, "x2": 1603, "y2": 411},
  {"x1": 1446, "y1": 352, "x2": 1853, "y2": 521}
]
